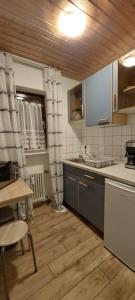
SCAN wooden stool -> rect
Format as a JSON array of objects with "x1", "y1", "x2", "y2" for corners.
[{"x1": 0, "y1": 220, "x2": 37, "y2": 300}]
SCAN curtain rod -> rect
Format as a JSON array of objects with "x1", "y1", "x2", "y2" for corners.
[{"x1": 12, "y1": 54, "x2": 48, "y2": 70}]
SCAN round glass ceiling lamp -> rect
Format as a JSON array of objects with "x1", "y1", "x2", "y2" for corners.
[
  {"x1": 123, "y1": 56, "x2": 135, "y2": 67},
  {"x1": 59, "y1": 12, "x2": 86, "y2": 37}
]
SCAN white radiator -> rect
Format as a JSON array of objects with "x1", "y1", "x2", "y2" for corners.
[{"x1": 29, "y1": 170, "x2": 49, "y2": 203}]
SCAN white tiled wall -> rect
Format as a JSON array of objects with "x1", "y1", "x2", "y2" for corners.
[
  {"x1": 61, "y1": 76, "x2": 135, "y2": 163},
  {"x1": 63, "y1": 124, "x2": 82, "y2": 158},
  {"x1": 63, "y1": 122, "x2": 135, "y2": 163},
  {"x1": 14, "y1": 60, "x2": 135, "y2": 164}
]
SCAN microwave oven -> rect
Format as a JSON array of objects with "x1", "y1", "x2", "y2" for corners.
[{"x1": 0, "y1": 161, "x2": 19, "y2": 189}]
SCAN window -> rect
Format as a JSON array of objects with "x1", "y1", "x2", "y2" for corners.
[{"x1": 17, "y1": 92, "x2": 46, "y2": 150}]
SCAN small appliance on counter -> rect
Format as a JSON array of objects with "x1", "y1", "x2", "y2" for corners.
[
  {"x1": 0, "y1": 161, "x2": 18, "y2": 189},
  {"x1": 125, "y1": 140, "x2": 135, "y2": 170},
  {"x1": 0, "y1": 161, "x2": 18, "y2": 224}
]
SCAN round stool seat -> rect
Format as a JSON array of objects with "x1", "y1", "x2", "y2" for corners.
[{"x1": 0, "y1": 220, "x2": 28, "y2": 247}]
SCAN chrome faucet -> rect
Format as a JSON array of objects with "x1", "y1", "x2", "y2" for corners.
[
  {"x1": 84, "y1": 146, "x2": 96, "y2": 159},
  {"x1": 79, "y1": 147, "x2": 84, "y2": 159},
  {"x1": 79, "y1": 146, "x2": 96, "y2": 160}
]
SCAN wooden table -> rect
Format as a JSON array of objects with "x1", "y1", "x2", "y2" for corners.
[
  {"x1": 0, "y1": 181, "x2": 36, "y2": 300},
  {"x1": 0, "y1": 178, "x2": 33, "y2": 222}
]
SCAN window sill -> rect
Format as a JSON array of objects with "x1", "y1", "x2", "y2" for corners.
[{"x1": 24, "y1": 149, "x2": 48, "y2": 156}]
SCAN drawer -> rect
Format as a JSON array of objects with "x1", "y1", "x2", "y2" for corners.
[{"x1": 63, "y1": 163, "x2": 105, "y2": 186}]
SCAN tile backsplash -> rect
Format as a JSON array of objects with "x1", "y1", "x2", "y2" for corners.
[{"x1": 63, "y1": 122, "x2": 135, "y2": 163}]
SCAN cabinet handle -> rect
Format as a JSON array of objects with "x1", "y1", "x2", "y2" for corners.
[
  {"x1": 113, "y1": 93, "x2": 117, "y2": 112},
  {"x1": 82, "y1": 101, "x2": 84, "y2": 118},
  {"x1": 84, "y1": 174, "x2": 95, "y2": 180},
  {"x1": 97, "y1": 119, "x2": 110, "y2": 125},
  {"x1": 79, "y1": 181, "x2": 88, "y2": 187},
  {"x1": 68, "y1": 176, "x2": 76, "y2": 182}
]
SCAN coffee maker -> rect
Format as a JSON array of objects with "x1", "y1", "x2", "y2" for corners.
[{"x1": 125, "y1": 140, "x2": 135, "y2": 169}]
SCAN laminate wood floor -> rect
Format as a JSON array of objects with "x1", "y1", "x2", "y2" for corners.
[{"x1": 0, "y1": 203, "x2": 135, "y2": 300}]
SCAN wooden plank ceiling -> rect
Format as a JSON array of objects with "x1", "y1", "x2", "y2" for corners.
[{"x1": 0, "y1": 0, "x2": 134, "y2": 80}]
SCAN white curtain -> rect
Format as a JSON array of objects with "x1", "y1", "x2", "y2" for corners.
[
  {"x1": 0, "y1": 52, "x2": 33, "y2": 219},
  {"x1": 18, "y1": 101, "x2": 45, "y2": 150},
  {"x1": 43, "y1": 67, "x2": 63, "y2": 209}
]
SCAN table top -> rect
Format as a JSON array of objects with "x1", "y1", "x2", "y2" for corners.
[{"x1": 0, "y1": 178, "x2": 33, "y2": 208}]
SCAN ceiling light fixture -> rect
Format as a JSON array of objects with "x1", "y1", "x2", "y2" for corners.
[
  {"x1": 59, "y1": 12, "x2": 86, "y2": 37},
  {"x1": 123, "y1": 56, "x2": 135, "y2": 67},
  {"x1": 17, "y1": 96, "x2": 24, "y2": 100}
]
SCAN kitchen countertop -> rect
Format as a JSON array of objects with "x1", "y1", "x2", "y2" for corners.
[{"x1": 63, "y1": 159, "x2": 135, "y2": 187}]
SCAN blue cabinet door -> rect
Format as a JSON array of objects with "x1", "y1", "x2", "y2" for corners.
[
  {"x1": 78, "y1": 179, "x2": 104, "y2": 232},
  {"x1": 85, "y1": 63, "x2": 113, "y2": 126},
  {"x1": 63, "y1": 171, "x2": 78, "y2": 211}
]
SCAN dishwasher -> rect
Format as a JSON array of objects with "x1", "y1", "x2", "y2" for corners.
[{"x1": 104, "y1": 178, "x2": 135, "y2": 271}]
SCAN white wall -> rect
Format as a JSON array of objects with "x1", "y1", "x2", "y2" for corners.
[{"x1": 14, "y1": 61, "x2": 44, "y2": 92}]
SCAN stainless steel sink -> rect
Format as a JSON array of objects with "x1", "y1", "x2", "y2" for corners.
[
  {"x1": 69, "y1": 158, "x2": 85, "y2": 163},
  {"x1": 69, "y1": 157, "x2": 115, "y2": 168}
]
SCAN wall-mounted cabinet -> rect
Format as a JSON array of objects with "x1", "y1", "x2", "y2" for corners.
[
  {"x1": 84, "y1": 62, "x2": 127, "y2": 126},
  {"x1": 68, "y1": 83, "x2": 84, "y2": 122},
  {"x1": 85, "y1": 64, "x2": 112, "y2": 126},
  {"x1": 117, "y1": 62, "x2": 135, "y2": 114}
]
